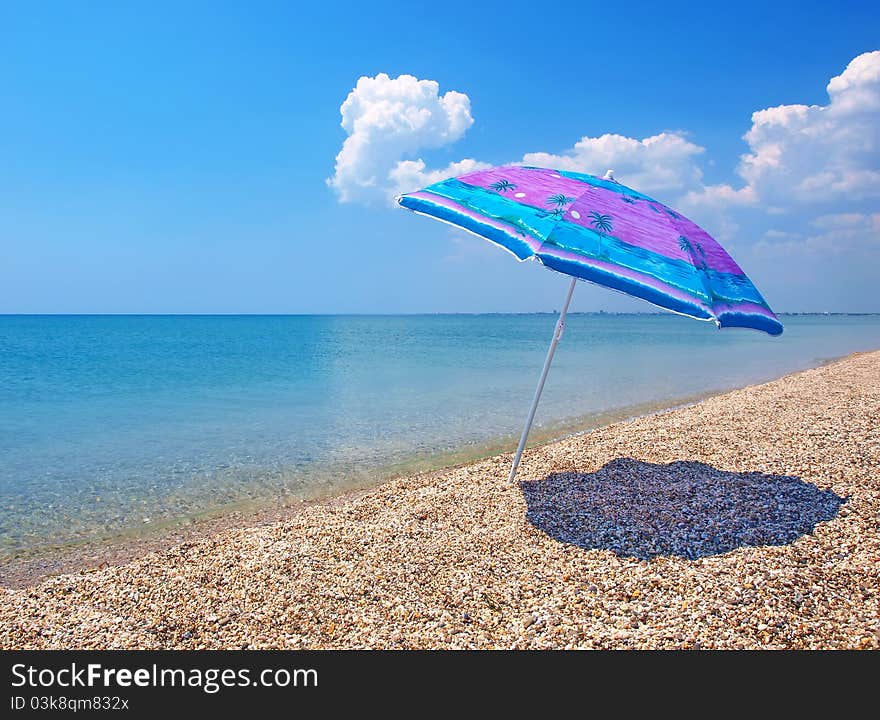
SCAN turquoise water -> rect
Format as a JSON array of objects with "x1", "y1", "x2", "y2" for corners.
[{"x1": 1, "y1": 314, "x2": 879, "y2": 557}]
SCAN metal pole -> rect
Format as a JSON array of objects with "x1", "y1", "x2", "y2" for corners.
[{"x1": 508, "y1": 276, "x2": 577, "y2": 483}]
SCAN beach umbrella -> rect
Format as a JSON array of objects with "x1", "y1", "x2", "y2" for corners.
[{"x1": 396, "y1": 165, "x2": 782, "y2": 482}]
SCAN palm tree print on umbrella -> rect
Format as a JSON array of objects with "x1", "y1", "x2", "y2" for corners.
[
  {"x1": 547, "y1": 194, "x2": 576, "y2": 209},
  {"x1": 679, "y1": 236, "x2": 716, "y2": 305},
  {"x1": 620, "y1": 195, "x2": 637, "y2": 204},
  {"x1": 678, "y1": 235, "x2": 694, "y2": 256},
  {"x1": 488, "y1": 179, "x2": 516, "y2": 193},
  {"x1": 589, "y1": 211, "x2": 613, "y2": 259},
  {"x1": 679, "y1": 237, "x2": 710, "y2": 269}
]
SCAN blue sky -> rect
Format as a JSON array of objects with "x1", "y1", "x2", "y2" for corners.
[{"x1": 1, "y1": 1, "x2": 878, "y2": 314}]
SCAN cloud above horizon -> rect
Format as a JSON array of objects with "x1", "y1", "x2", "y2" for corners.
[
  {"x1": 326, "y1": 73, "x2": 707, "y2": 204},
  {"x1": 326, "y1": 73, "x2": 477, "y2": 203},
  {"x1": 691, "y1": 51, "x2": 880, "y2": 207},
  {"x1": 329, "y1": 53, "x2": 880, "y2": 259},
  {"x1": 684, "y1": 50, "x2": 880, "y2": 251},
  {"x1": 522, "y1": 132, "x2": 706, "y2": 196}
]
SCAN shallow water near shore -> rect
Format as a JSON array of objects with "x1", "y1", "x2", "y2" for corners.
[{"x1": 2, "y1": 313, "x2": 879, "y2": 559}]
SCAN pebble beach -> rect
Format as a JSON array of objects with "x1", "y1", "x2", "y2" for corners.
[{"x1": 2, "y1": 351, "x2": 878, "y2": 650}]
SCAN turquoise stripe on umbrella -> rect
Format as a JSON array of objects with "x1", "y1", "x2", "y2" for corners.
[{"x1": 398, "y1": 166, "x2": 782, "y2": 335}]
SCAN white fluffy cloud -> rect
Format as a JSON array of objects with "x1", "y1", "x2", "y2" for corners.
[
  {"x1": 388, "y1": 157, "x2": 491, "y2": 197},
  {"x1": 682, "y1": 183, "x2": 757, "y2": 209},
  {"x1": 522, "y1": 132, "x2": 706, "y2": 195},
  {"x1": 696, "y1": 50, "x2": 880, "y2": 209},
  {"x1": 327, "y1": 73, "x2": 475, "y2": 203},
  {"x1": 807, "y1": 212, "x2": 880, "y2": 251},
  {"x1": 328, "y1": 55, "x2": 880, "y2": 309},
  {"x1": 680, "y1": 50, "x2": 880, "y2": 259},
  {"x1": 327, "y1": 74, "x2": 707, "y2": 204},
  {"x1": 756, "y1": 212, "x2": 880, "y2": 256},
  {"x1": 330, "y1": 55, "x2": 880, "y2": 262}
]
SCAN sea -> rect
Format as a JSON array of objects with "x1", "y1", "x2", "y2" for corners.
[{"x1": 2, "y1": 313, "x2": 879, "y2": 558}]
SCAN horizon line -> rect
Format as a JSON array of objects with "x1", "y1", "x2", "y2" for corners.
[{"x1": 2, "y1": 311, "x2": 878, "y2": 318}]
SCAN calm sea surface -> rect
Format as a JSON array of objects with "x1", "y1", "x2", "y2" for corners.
[{"x1": 2, "y1": 314, "x2": 879, "y2": 557}]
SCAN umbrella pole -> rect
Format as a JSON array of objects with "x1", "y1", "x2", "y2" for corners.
[{"x1": 508, "y1": 277, "x2": 577, "y2": 484}]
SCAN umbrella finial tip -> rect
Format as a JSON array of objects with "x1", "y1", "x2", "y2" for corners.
[{"x1": 603, "y1": 169, "x2": 616, "y2": 181}]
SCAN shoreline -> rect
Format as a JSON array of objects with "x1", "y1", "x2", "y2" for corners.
[
  {"x1": 0, "y1": 350, "x2": 867, "y2": 589},
  {"x1": 0, "y1": 388, "x2": 730, "y2": 589},
  {"x1": 1, "y1": 349, "x2": 877, "y2": 648}
]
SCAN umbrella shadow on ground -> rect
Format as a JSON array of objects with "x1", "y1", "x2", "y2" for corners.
[{"x1": 522, "y1": 458, "x2": 845, "y2": 560}]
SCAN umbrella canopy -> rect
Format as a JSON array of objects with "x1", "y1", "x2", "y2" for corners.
[
  {"x1": 397, "y1": 164, "x2": 782, "y2": 336},
  {"x1": 396, "y1": 164, "x2": 782, "y2": 482}
]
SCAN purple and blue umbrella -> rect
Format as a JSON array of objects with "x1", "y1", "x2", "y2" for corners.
[{"x1": 397, "y1": 165, "x2": 782, "y2": 481}]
